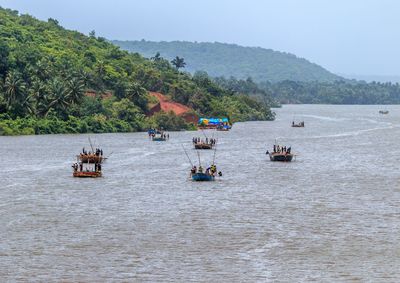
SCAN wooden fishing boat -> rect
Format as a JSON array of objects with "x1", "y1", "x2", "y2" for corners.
[
  {"x1": 78, "y1": 154, "x2": 106, "y2": 163},
  {"x1": 269, "y1": 152, "x2": 294, "y2": 162},
  {"x1": 194, "y1": 142, "x2": 213, "y2": 149},
  {"x1": 379, "y1": 110, "x2": 389, "y2": 114},
  {"x1": 73, "y1": 171, "x2": 102, "y2": 178},
  {"x1": 191, "y1": 172, "x2": 215, "y2": 181}
]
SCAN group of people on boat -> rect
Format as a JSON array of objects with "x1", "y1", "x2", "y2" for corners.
[
  {"x1": 81, "y1": 147, "x2": 103, "y2": 156},
  {"x1": 149, "y1": 131, "x2": 169, "y2": 140},
  {"x1": 72, "y1": 162, "x2": 101, "y2": 173},
  {"x1": 266, "y1": 145, "x2": 292, "y2": 155},
  {"x1": 159, "y1": 133, "x2": 169, "y2": 139},
  {"x1": 192, "y1": 137, "x2": 216, "y2": 145},
  {"x1": 190, "y1": 164, "x2": 222, "y2": 177}
]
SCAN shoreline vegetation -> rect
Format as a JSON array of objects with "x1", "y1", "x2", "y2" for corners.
[{"x1": 0, "y1": 7, "x2": 275, "y2": 136}]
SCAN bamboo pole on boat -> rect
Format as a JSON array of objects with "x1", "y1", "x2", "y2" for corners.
[{"x1": 181, "y1": 144, "x2": 193, "y2": 167}]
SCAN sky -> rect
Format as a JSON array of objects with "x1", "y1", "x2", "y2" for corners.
[{"x1": 0, "y1": 0, "x2": 399, "y2": 77}]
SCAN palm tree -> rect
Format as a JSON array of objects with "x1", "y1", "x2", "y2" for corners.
[
  {"x1": 46, "y1": 78, "x2": 69, "y2": 116},
  {"x1": 66, "y1": 77, "x2": 85, "y2": 105},
  {"x1": 21, "y1": 93, "x2": 36, "y2": 116},
  {"x1": 151, "y1": 52, "x2": 162, "y2": 62},
  {"x1": 29, "y1": 79, "x2": 49, "y2": 117},
  {"x1": 95, "y1": 60, "x2": 106, "y2": 78},
  {"x1": 126, "y1": 81, "x2": 147, "y2": 110},
  {"x1": 35, "y1": 59, "x2": 51, "y2": 80},
  {"x1": 171, "y1": 56, "x2": 186, "y2": 70},
  {"x1": 4, "y1": 71, "x2": 26, "y2": 111}
]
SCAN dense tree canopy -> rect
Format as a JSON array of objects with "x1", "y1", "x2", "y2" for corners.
[
  {"x1": 0, "y1": 7, "x2": 275, "y2": 135},
  {"x1": 113, "y1": 40, "x2": 341, "y2": 82}
]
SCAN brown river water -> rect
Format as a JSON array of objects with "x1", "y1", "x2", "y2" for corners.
[{"x1": 0, "y1": 105, "x2": 399, "y2": 282}]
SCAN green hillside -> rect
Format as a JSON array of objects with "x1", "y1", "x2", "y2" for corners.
[
  {"x1": 0, "y1": 7, "x2": 274, "y2": 135},
  {"x1": 113, "y1": 40, "x2": 341, "y2": 82}
]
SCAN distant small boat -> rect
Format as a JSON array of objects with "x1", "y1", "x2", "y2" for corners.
[
  {"x1": 292, "y1": 121, "x2": 305, "y2": 127},
  {"x1": 151, "y1": 131, "x2": 169, "y2": 141},
  {"x1": 191, "y1": 172, "x2": 215, "y2": 181},
  {"x1": 379, "y1": 110, "x2": 389, "y2": 114}
]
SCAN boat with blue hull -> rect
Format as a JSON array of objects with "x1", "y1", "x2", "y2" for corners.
[
  {"x1": 149, "y1": 130, "x2": 169, "y2": 141},
  {"x1": 191, "y1": 172, "x2": 215, "y2": 182}
]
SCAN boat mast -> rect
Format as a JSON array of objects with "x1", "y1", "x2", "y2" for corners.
[
  {"x1": 212, "y1": 138, "x2": 217, "y2": 165},
  {"x1": 88, "y1": 137, "x2": 95, "y2": 153},
  {"x1": 197, "y1": 150, "x2": 201, "y2": 167}
]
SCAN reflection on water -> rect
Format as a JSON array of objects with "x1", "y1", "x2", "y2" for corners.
[{"x1": 0, "y1": 105, "x2": 400, "y2": 281}]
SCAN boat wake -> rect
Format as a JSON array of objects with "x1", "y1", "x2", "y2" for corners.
[
  {"x1": 309, "y1": 124, "x2": 397, "y2": 139},
  {"x1": 301, "y1": 114, "x2": 348, "y2": 122}
]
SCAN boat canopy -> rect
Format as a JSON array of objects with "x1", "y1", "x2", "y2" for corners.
[{"x1": 198, "y1": 117, "x2": 229, "y2": 125}]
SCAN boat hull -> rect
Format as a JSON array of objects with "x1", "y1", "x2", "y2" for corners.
[
  {"x1": 152, "y1": 137, "x2": 167, "y2": 141},
  {"x1": 269, "y1": 153, "x2": 294, "y2": 162},
  {"x1": 194, "y1": 143, "x2": 213, "y2": 149},
  {"x1": 191, "y1": 173, "x2": 215, "y2": 181},
  {"x1": 73, "y1": 171, "x2": 102, "y2": 178}
]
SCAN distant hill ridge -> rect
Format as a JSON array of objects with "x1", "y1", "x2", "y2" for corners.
[{"x1": 113, "y1": 40, "x2": 342, "y2": 83}]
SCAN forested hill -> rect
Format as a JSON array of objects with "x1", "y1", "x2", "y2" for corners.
[
  {"x1": 113, "y1": 40, "x2": 341, "y2": 83},
  {"x1": 0, "y1": 7, "x2": 275, "y2": 135}
]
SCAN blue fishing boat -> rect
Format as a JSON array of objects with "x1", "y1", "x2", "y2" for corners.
[
  {"x1": 191, "y1": 172, "x2": 215, "y2": 182},
  {"x1": 150, "y1": 131, "x2": 169, "y2": 141}
]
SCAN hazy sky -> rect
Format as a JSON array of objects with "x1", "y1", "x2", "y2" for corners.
[{"x1": 0, "y1": 0, "x2": 399, "y2": 76}]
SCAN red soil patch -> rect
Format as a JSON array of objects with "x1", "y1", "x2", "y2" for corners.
[{"x1": 148, "y1": 92, "x2": 198, "y2": 123}]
